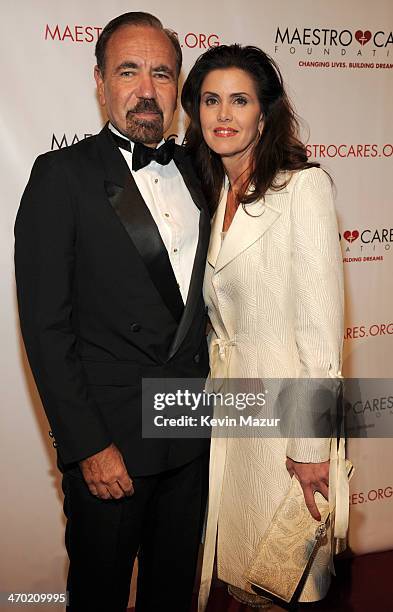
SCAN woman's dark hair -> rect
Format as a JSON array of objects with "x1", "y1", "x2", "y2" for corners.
[
  {"x1": 181, "y1": 44, "x2": 320, "y2": 213},
  {"x1": 95, "y1": 12, "x2": 182, "y2": 77}
]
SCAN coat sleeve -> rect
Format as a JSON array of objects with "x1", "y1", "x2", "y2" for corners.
[
  {"x1": 285, "y1": 167, "x2": 344, "y2": 463},
  {"x1": 14, "y1": 154, "x2": 111, "y2": 465}
]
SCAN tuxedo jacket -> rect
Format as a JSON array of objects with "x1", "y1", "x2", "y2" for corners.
[{"x1": 15, "y1": 125, "x2": 210, "y2": 476}]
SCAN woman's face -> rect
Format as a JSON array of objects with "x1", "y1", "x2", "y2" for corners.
[{"x1": 199, "y1": 67, "x2": 263, "y2": 162}]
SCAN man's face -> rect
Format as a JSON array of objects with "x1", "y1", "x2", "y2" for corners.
[{"x1": 95, "y1": 25, "x2": 178, "y2": 146}]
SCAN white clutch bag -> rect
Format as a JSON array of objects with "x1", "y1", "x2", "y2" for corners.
[{"x1": 244, "y1": 452, "x2": 354, "y2": 606}]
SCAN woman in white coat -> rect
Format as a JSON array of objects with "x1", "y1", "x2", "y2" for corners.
[{"x1": 182, "y1": 45, "x2": 345, "y2": 610}]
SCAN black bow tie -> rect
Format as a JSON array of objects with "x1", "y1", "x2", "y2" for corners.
[{"x1": 111, "y1": 132, "x2": 176, "y2": 172}]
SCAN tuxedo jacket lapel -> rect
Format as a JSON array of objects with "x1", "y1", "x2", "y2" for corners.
[
  {"x1": 168, "y1": 149, "x2": 210, "y2": 359},
  {"x1": 98, "y1": 126, "x2": 184, "y2": 324},
  {"x1": 106, "y1": 173, "x2": 185, "y2": 323}
]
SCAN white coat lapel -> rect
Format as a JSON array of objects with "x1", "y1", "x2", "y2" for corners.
[
  {"x1": 214, "y1": 191, "x2": 284, "y2": 273},
  {"x1": 207, "y1": 187, "x2": 227, "y2": 268}
]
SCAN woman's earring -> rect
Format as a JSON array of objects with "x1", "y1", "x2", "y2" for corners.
[{"x1": 257, "y1": 117, "x2": 264, "y2": 140}]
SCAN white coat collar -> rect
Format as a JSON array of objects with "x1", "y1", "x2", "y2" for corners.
[{"x1": 207, "y1": 181, "x2": 286, "y2": 272}]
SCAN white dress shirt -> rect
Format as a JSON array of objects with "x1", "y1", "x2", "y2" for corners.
[{"x1": 109, "y1": 124, "x2": 200, "y2": 304}]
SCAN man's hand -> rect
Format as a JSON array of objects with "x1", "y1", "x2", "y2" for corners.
[
  {"x1": 79, "y1": 443, "x2": 134, "y2": 500},
  {"x1": 286, "y1": 457, "x2": 329, "y2": 521}
]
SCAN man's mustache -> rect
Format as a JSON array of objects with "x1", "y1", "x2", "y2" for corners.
[{"x1": 127, "y1": 99, "x2": 163, "y2": 118}]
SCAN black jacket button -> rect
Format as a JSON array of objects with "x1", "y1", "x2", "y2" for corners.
[
  {"x1": 49, "y1": 431, "x2": 54, "y2": 438},
  {"x1": 52, "y1": 441, "x2": 58, "y2": 448},
  {"x1": 194, "y1": 353, "x2": 200, "y2": 364},
  {"x1": 131, "y1": 323, "x2": 141, "y2": 332}
]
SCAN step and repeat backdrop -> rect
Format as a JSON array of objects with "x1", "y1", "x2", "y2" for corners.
[{"x1": 1, "y1": 0, "x2": 392, "y2": 602}]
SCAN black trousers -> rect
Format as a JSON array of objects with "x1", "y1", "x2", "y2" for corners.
[{"x1": 62, "y1": 453, "x2": 208, "y2": 612}]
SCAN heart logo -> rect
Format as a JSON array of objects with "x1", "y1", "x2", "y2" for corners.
[
  {"x1": 343, "y1": 230, "x2": 359, "y2": 243},
  {"x1": 355, "y1": 30, "x2": 372, "y2": 46}
]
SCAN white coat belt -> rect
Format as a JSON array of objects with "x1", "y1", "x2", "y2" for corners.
[{"x1": 209, "y1": 337, "x2": 236, "y2": 390}]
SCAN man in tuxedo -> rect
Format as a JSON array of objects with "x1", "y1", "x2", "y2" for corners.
[{"x1": 15, "y1": 12, "x2": 210, "y2": 612}]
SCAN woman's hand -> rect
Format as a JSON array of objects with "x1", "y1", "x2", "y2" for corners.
[{"x1": 286, "y1": 457, "x2": 329, "y2": 521}]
